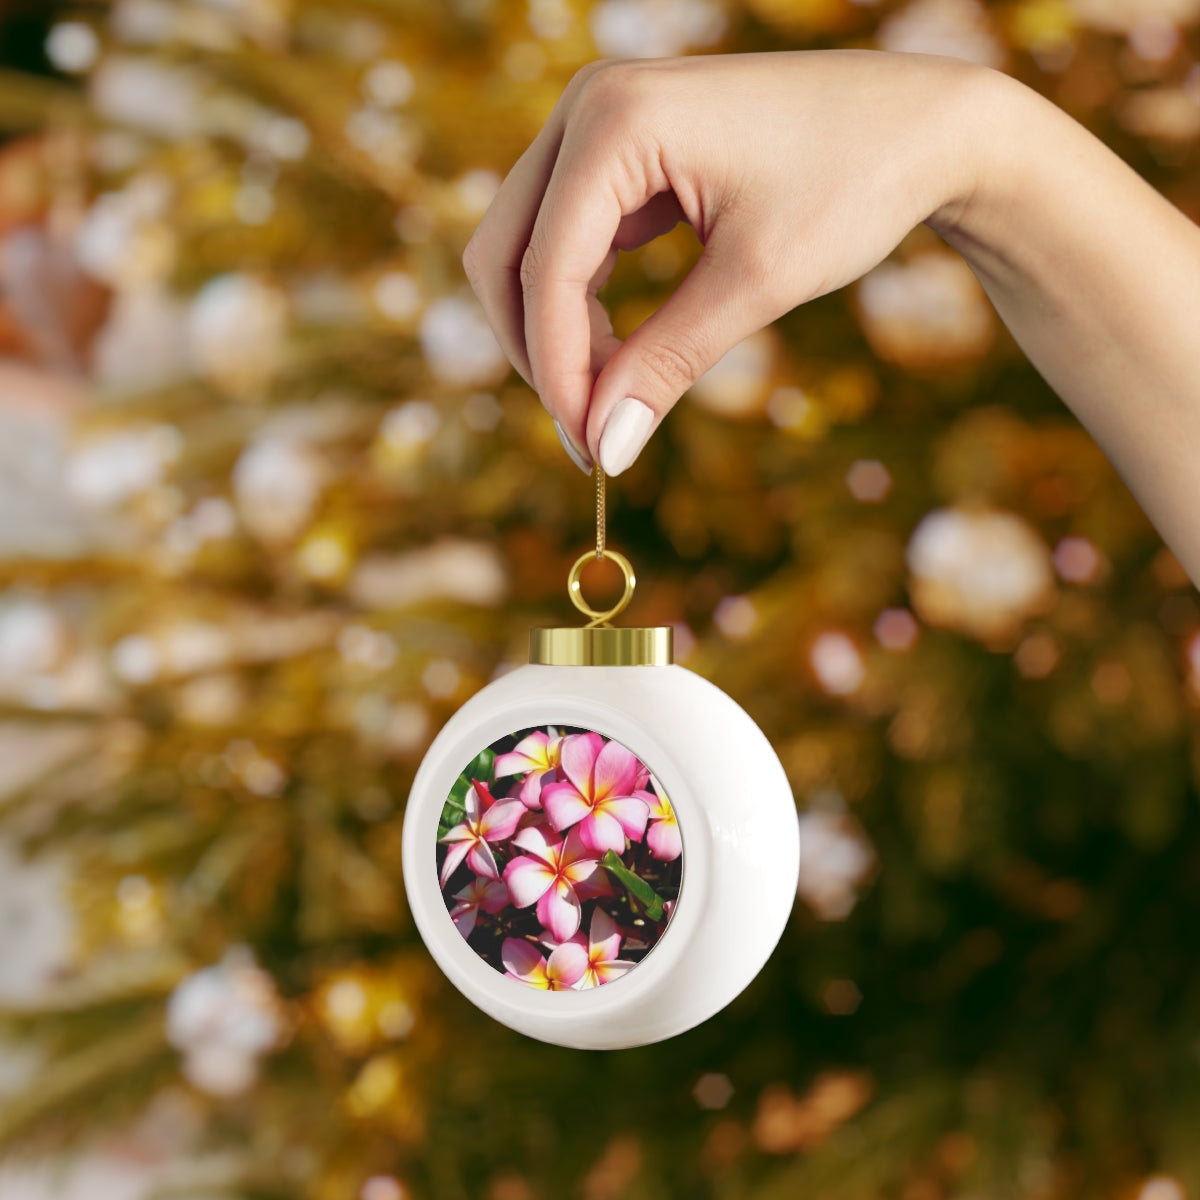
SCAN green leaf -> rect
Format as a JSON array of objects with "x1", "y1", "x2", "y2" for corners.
[
  {"x1": 438, "y1": 749, "x2": 498, "y2": 834},
  {"x1": 601, "y1": 850, "x2": 665, "y2": 921},
  {"x1": 467, "y1": 746, "x2": 496, "y2": 782}
]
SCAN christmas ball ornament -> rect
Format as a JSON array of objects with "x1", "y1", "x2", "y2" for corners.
[{"x1": 402, "y1": 469, "x2": 799, "y2": 1049}]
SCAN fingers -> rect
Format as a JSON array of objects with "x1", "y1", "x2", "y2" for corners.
[
  {"x1": 519, "y1": 126, "x2": 632, "y2": 463},
  {"x1": 587, "y1": 234, "x2": 787, "y2": 476},
  {"x1": 461, "y1": 62, "x2": 608, "y2": 390},
  {"x1": 468, "y1": 59, "x2": 746, "y2": 481},
  {"x1": 554, "y1": 247, "x2": 619, "y2": 473}
]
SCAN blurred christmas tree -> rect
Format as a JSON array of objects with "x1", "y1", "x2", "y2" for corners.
[{"x1": 1, "y1": 0, "x2": 1200, "y2": 1198}]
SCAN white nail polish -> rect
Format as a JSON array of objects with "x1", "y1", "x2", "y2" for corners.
[
  {"x1": 553, "y1": 419, "x2": 593, "y2": 474},
  {"x1": 598, "y1": 397, "x2": 655, "y2": 477}
]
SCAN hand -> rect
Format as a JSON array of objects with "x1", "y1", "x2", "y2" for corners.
[{"x1": 462, "y1": 50, "x2": 990, "y2": 475}]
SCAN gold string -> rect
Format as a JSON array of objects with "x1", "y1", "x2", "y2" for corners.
[
  {"x1": 567, "y1": 465, "x2": 634, "y2": 625},
  {"x1": 594, "y1": 463, "x2": 606, "y2": 561}
]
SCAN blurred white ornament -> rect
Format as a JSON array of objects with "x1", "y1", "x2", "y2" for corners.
[
  {"x1": 166, "y1": 946, "x2": 284, "y2": 1098},
  {"x1": 191, "y1": 496, "x2": 237, "y2": 541},
  {"x1": 713, "y1": 594, "x2": 758, "y2": 640},
  {"x1": 385, "y1": 702, "x2": 431, "y2": 754},
  {"x1": 241, "y1": 755, "x2": 286, "y2": 796},
  {"x1": 187, "y1": 273, "x2": 288, "y2": 395},
  {"x1": 0, "y1": 839, "x2": 75, "y2": 1003},
  {"x1": 0, "y1": 601, "x2": 68, "y2": 680},
  {"x1": 349, "y1": 540, "x2": 507, "y2": 610},
  {"x1": 93, "y1": 285, "x2": 190, "y2": 390},
  {"x1": 46, "y1": 22, "x2": 101, "y2": 74},
  {"x1": 75, "y1": 175, "x2": 174, "y2": 288},
  {"x1": 845, "y1": 459, "x2": 893, "y2": 503},
  {"x1": 877, "y1": 0, "x2": 1005, "y2": 66},
  {"x1": 589, "y1": 0, "x2": 726, "y2": 57},
  {"x1": 112, "y1": 633, "x2": 160, "y2": 685},
  {"x1": 1119, "y1": 87, "x2": 1200, "y2": 142},
  {"x1": 689, "y1": 330, "x2": 775, "y2": 418},
  {"x1": 338, "y1": 624, "x2": 398, "y2": 671},
  {"x1": 529, "y1": 0, "x2": 574, "y2": 38},
  {"x1": 767, "y1": 386, "x2": 823, "y2": 436},
  {"x1": 345, "y1": 108, "x2": 420, "y2": 173},
  {"x1": 1053, "y1": 535, "x2": 1107, "y2": 584},
  {"x1": 110, "y1": 0, "x2": 175, "y2": 45},
  {"x1": 1067, "y1": 0, "x2": 1200, "y2": 33},
  {"x1": 67, "y1": 425, "x2": 181, "y2": 509},
  {"x1": 795, "y1": 811, "x2": 877, "y2": 920},
  {"x1": 421, "y1": 658, "x2": 461, "y2": 699},
  {"x1": 1138, "y1": 1178, "x2": 1186, "y2": 1200},
  {"x1": 248, "y1": 113, "x2": 311, "y2": 161},
  {"x1": 373, "y1": 271, "x2": 421, "y2": 322},
  {"x1": 419, "y1": 296, "x2": 509, "y2": 387},
  {"x1": 380, "y1": 400, "x2": 441, "y2": 452},
  {"x1": 177, "y1": 674, "x2": 244, "y2": 726},
  {"x1": 810, "y1": 632, "x2": 866, "y2": 696},
  {"x1": 161, "y1": 622, "x2": 232, "y2": 676},
  {"x1": 906, "y1": 507, "x2": 1055, "y2": 640},
  {"x1": 1129, "y1": 15, "x2": 1180, "y2": 58},
  {"x1": 455, "y1": 169, "x2": 501, "y2": 216},
  {"x1": 233, "y1": 437, "x2": 325, "y2": 543},
  {"x1": 857, "y1": 251, "x2": 994, "y2": 370},
  {"x1": 234, "y1": 183, "x2": 275, "y2": 225},
  {"x1": 363, "y1": 60, "x2": 415, "y2": 107},
  {"x1": 90, "y1": 56, "x2": 204, "y2": 138},
  {"x1": 291, "y1": 272, "x2": 366, "y2": 326},
  {"x1": 361, "y1": 1178, "x2": 407, "y2": 1200},
  {"x1": 193, "y1": 0, "x2": 289, "y2": 46}
]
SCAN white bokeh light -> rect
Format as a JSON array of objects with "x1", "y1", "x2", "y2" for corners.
[
  {"x1": 419, "y1": 296, "x2": 509, "y2": 388},
  {"x1": 810, "y1": 632, "x2": 866, "y2": 696}
]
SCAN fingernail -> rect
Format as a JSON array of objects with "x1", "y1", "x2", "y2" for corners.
[
  {"x1": 598, "y1": 396, "x2": 655, "y2": 477},
  {"x1": 553, "y1": 418, "x2": 593, "y2": 474}
]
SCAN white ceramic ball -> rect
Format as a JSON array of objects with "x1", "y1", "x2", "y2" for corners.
[{"x1": 402, "y1": 663, "x2": 800, "y2": 1049}]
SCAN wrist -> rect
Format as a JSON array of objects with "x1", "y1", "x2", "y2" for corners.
[{"x1": 925, "y1": 64, "x2": 1031, "y2": 242}]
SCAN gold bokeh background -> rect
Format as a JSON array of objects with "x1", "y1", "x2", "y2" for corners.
[{"x1": 1, "y1": 1, "x2": 1199, "y2": 1198}]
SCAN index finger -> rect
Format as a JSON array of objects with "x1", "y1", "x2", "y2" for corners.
[
  {"x1": 462, "y1": 62, "x2": 611, "y2": 389},
  {"x1": 520, "y1": 97, "x2": 657, "y2": 452}
]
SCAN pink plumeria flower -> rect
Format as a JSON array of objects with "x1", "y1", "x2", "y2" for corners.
[
  {"x1": 540, "y1": 732, "x2": 650, "y2": 855},
  {"x1": 447, "y1": 876, "x2": 509, "y2": 939},
  {"x1": 641, "y1": 787, "x2": 682, "y2": 862},
  {"x1": 571, "y1": 908, "x2": 636, "y2": 989},
  {"x1": 493, "y1": 729, "x2": 563, "y2": 809},
  {"x1": 438, "y1": 779, "x2": 525, "y2": 887},
  {"x1": 501, "y1": 936, "x2": 587, "y2": 990},
  {"x1": 502, "y1": 825, "x2": 602, "y2": 942}
]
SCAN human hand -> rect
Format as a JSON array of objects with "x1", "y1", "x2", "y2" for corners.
[{"x1": 463, "y1": 50, "x2": 992, "y2": 475}]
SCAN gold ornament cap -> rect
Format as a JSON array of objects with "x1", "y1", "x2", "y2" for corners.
[{"x1": 530, "y1": 546, "x2": 673, "y2": 667}]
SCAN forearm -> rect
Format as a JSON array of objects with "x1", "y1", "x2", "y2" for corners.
[{"x1": 931, "y1": 69, "x2": 1200, "y2": 582}]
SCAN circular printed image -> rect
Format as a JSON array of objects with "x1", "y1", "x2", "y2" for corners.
[{"x1": 436, "y1": 726, "x2": 683, "y2": 991}]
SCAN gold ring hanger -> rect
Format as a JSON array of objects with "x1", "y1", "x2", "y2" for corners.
[{"x1": 529, "y1": 463, "x2": 673, "y2": 666}]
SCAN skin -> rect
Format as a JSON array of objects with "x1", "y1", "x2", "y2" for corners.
[{"x1": 462, "y1": 51, "x2": 1200, "y2": 586}]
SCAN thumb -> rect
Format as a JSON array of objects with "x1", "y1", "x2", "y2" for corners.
[{"x1": 585, "y1": 238, "x2": 780, "y2": 476}]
